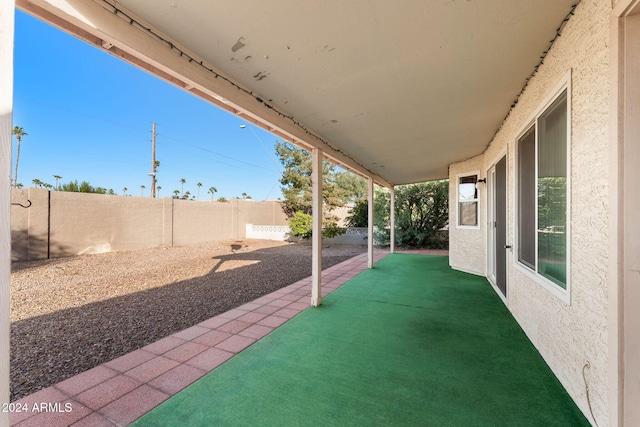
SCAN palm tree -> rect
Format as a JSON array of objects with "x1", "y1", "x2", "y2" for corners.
[
  {"x1": 180, "y1": 178, "x2": 186, "y2": 197},
  {"x1": 12, "y1": 126, "x2": 27, "y2": 188},
  {"x1": 32, "y1": 178, "x2": 43, "y2": 188},
  {"x1": 140, "y1": 184, "x2": 146, "y2": 197},
  {"x1": 196, "y1": 182, "x2": 202, "y2": 200},
  {"x1": 208, "y1": 186, "x2": 218, "y2": 201},
  {"x1": 122, "y1": 187, "x2": 128, "y2": 196},
  {"x1": 53, "y1": 175, "x2": 62, "y2": 190},
  {"x1": 173, "y1": 189, "x2": 180, "y2": 199},
  {"x1": 157, "y1": 186, "x2": 162, "y2": 197}
]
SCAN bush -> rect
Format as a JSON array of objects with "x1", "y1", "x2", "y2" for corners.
[
  {"x1": 345, "y1": 180, "x2": 449, "y2": 249},
  {"x1": 289, "y1": 211, "x2": 313, "y2": 239},
  {"x1": 288, "y1": 211, "x2": 347, "y2": 240}
]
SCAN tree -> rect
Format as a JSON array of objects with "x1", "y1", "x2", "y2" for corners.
[
  {"x1": 180, "y1": 178, "x2": 186, "y2": 197},
  {"x1": 276, "y1": 141, "x2": 349, "y2": 238},
  {"x1": 173, "y1": 189, "x2": 180, "y2": 199},
  {"x1": 241, "y1": 192, "x2": 252, "y2": 200},
  {"x1": 53, "y1": 175, "x2": 62, "y2": 190},
  {"x1": 395, "y1": 181, "x2": 449, "y2": 248},
  {"x1": 59, "y1": 180, "x2": 111, "y2": 194},
  {"x1": 140, "y1": 185, "x2": 146, "y2": 197},
  {"x1": 157, "y1": 186, "x2": 162, "y2": 197},
  {"x1": 208, "y1": 186, "x2": 217, "y2": 201},
  {"x1": 275, "y1": 141, "x2": 349, "y2": 239},
  {"x1": 346, "y1": 180, "x2": 449, "y2": 248},
  {"x1": 196, "y1": 182, "x2": 202, "y2": 200},
  {"x1": 275, "y1": 141, "x2": 343, "y2": 217},
  {"x1": 334, "y1": 171, "x2": 368, "y2": 205},
  {"x1": 122, "y1": 187, "x2": 128, "y2": 196},
  {"x1": 12, "y1": 126, "x2": 27, "y2": 188},
  {"x1": 345, "y1": 186, "x2": 390, "y2": 229},
  {"x1": 217, "y1": 196, "x2": 227, "y2": 202}
]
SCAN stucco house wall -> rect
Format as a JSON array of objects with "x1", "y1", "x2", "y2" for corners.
[
  {"x1": 448, "y1": 0, "x2": 610, "y2": 423},
  {"x1": 448, "y1": 157, "x2": 485, "y2": 276}
]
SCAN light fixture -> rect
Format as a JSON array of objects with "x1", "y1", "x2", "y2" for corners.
[{"x1": 475, "y1": 178, "x2": 486, "y2": 190}]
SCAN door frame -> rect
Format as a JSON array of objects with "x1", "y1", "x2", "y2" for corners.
[
  {"x1": 610, "y1": 1, "x2": 640, "y2": 425},
  {"x1": 486, "y1": 150, "x2": 508, "y2": 304}
]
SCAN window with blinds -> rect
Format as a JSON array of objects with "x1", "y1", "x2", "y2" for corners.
[{"x1": 517, "y1": 88, "x2": 569, "y2": 291}]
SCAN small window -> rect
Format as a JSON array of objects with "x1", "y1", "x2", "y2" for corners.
[
  {"x1": 517, "y1": 87, "x2": 569, "y2": 291},
  {"x1": 458, "y1": 174, "x2": 478, "y2": 227}
]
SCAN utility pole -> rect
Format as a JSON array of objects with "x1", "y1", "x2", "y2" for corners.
[{"x1": 150, "y1": 122, "x2": 157, "y2": 198}]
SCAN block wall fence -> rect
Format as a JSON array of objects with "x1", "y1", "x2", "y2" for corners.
[{"x1": 10, "y1": 188, "x2": 288, "y2": 261}]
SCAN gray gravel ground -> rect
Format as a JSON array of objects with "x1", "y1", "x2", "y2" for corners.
[{"x1": 10, "y1": 240, "x2": 366, "y2": 401}]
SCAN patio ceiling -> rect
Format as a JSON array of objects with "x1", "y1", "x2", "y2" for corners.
[{"x1": 19, "y1": 0, "x2": 576, "y2": 186}]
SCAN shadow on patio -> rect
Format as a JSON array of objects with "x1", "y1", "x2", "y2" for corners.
[{"x1": 132, "y1": 254, "x2": 589, "y2": 426}]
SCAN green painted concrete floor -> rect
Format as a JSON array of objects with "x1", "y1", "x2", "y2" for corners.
[{"x1": 133, "y1": 254, "x2": 589, "y2": 427}]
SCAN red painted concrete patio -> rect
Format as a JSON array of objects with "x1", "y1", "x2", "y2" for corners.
[{"x1": 9, "y1": 249, "x2": 446, "y2": 426}]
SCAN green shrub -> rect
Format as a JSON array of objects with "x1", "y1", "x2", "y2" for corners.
[
  {"x1": 345, "y1": 180, "x2": 449, "y2": 249},
  {"x1": 288, "y1": 211, "x2": 346, "y2": 240},
  {"x1": 289, "y1": 211, "x2": 313, "y2": 239}
]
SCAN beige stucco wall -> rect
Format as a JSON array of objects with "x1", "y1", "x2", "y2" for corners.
[
  {"x1": 236, "y1": 199, "x2": 288, "y2": 237},
  {"x1": 50, "y1": 191, "x2": 167, "y2": 256},
  {"x1": 10, "y1": 189, "x2": 32, "y2": 261},
  {"x1": 11, "y1": 189, "x2": 288, "y2": 261},
  {"x1": 448, "y1": 157, "x2": 485, "y2": 276},
  {"x1": 172, "y1": 198, "x2": 234, "y2": 245},
  {"x1": 448, "y1": 0, "x2": 610, "y2": 424}
]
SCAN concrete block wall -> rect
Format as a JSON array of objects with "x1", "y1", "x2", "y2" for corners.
[{"x1": 10, "y1": 188, "x2": 288, "y2": 261}]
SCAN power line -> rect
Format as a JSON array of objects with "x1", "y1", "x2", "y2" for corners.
[
  {"x1": 156, "y1": 134, "x2": 279, "y2": 173},
  {"x1": 16, "y1": 95, "x2": 282, "y2": 175}
]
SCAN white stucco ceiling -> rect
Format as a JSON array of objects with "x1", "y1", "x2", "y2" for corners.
[{"x1": 29, "y1": 0, "x2": 578, "y2": 185}]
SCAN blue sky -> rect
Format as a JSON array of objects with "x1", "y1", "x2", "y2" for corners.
[{"x1": 12, "y1": 11, "x2": 283, "y2": 201}]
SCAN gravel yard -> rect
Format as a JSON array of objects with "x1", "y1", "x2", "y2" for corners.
[{"x1": 10, "y1": 239, "x2": 366, "y2": 401}]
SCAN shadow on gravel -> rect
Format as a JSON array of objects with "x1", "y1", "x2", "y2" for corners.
[{"x1": 10, "y1": 244, "x2": 365, "y2": 401}]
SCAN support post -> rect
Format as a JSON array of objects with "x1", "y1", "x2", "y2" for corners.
[
  {"x1": 390, "y1": 186, "x2": 395, "y2": 254},
  {"x1": 0, "y1": 1, "x2": 15, "y2": 424},
  {"x1": 311, "y1": 148, "x2": 323, "y2": 306},
  {"x1": 368, "y1": 177, "x2": 374, "y2": 268}
]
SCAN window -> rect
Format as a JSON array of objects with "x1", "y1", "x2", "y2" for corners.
[
  {"x1": 517, "y1": 88, "x2": 569, "y2": 291},
  {"x1": 458, "y1": 174, "x2": 478, "y2": 227}
]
